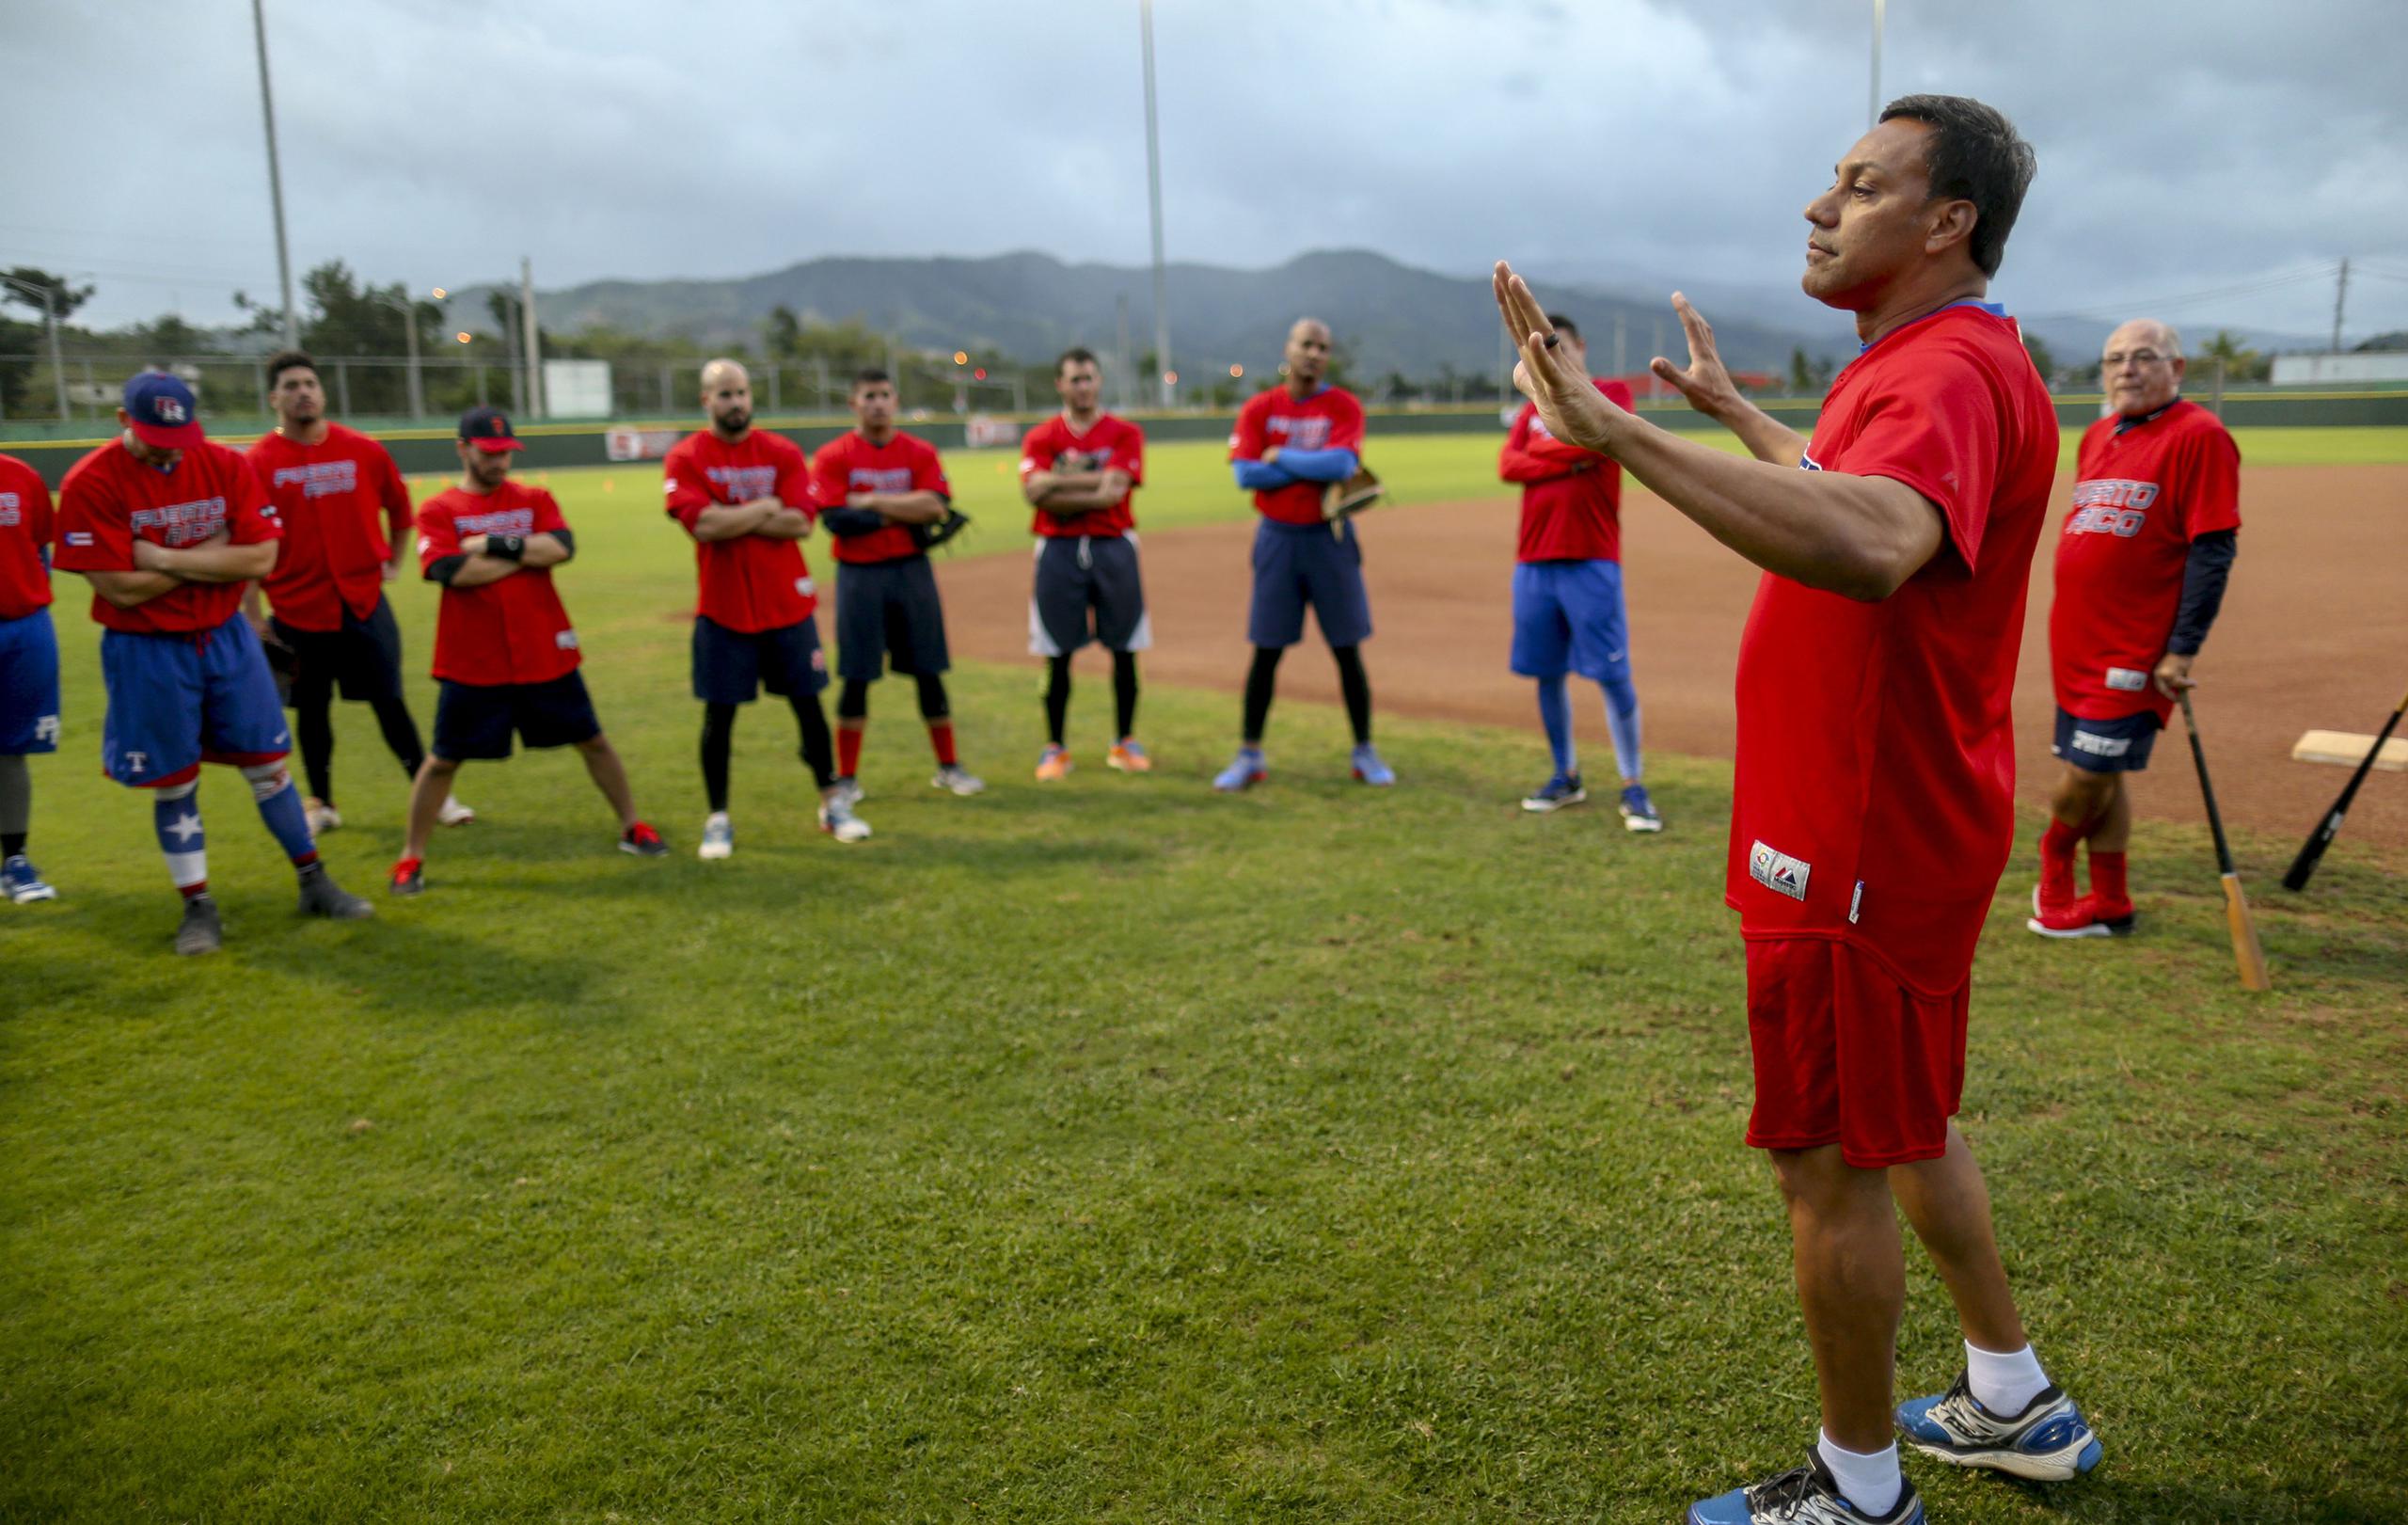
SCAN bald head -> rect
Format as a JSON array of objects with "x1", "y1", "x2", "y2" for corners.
[
  {"x1": 701, "y1": 357, "x2": 753, "y2": 437},
  {"x1": 2101, "y1": 319, "x2": 2185, "y2": 419},
  {"x1": 1283, "y1": 317, "x2": 1333, "y2": 393}
]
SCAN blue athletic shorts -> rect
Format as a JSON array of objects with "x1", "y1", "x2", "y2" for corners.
[
  {"x1": 2052, "y1": 706, "x2": 2161, "y2": 773},
  {"x1": 692, "y1": 615, "x2": 830, "y2": 706},
  {"x1": 834, "y1": 556, "x2": 950, "y2": 682},
  {"x1": 0, "y1": 607, "x2": 62, "y2": 755},
  {"x1": 1030, "y1": 534, "x2": 1150, "y2": 656},
  {"x1": 1248, "y1": 517, "x2": 1371, "y2": 649},
  {"x1": 98, "y1": 614, "x2": 292, "y2": 787},
  {"x1": 433, "y1": 671, "x2": 602, "y2": 761},
  {"x1": 1511, "y1": 559, "x2": 1631, "y2": 683}
]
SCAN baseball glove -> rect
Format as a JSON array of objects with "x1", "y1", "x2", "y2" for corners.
[
  {"x1": 911, "y1": 508, "x2": 972, "y2": 552},
  {"x1": 1322, "y1": 464, "x2": 1384, "y2": 521}
]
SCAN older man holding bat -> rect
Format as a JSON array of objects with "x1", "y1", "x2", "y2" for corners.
[{"x1": 1497, "y1": 96, "x2": 2099, "y2": 1523}]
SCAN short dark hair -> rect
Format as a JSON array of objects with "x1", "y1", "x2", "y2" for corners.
[
  {"x1": 265, "y1": 349, "x2": 318, "y2": 388},
  {"x1": 1545, "y1": 314, "x2": 1580, "y2": 342},
  {"x1": 852, "y1": 368, "x2": 892, "y2": 390},
  {"x1": 1056, "y1": 346, "x2": 1100, "y2": 375},
  {"x1": 1877, "y1": 94, "x2": 2036, "y2": 278}
]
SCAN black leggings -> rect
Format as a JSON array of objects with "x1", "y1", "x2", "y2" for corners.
[
  {"x1": 701, "y1": 693, "x2": 838, "y2": 810},
  {"x1": 1243, "y1": 644, "x2": 1370, "y2": 745},
  {"x1": 292, "y1": 676, "x2": 426, "y2": 805},
  {"x1": 838, "y1": 673, "x2": 948, "y2": 723},
  {"x1": 1045, "y1": 652, "x2": 1140, "y2": 744}
]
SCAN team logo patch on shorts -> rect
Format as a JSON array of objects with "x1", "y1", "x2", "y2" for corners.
[
  {"x1": 2070, "y1": 728, "x2": 2131, "y2": 757},
  {"x1": 1749, "y1": 839, "x2": 1812, "y2": 902}
]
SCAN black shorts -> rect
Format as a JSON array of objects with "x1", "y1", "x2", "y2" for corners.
[
  {"x1": 834, "y1": 555, "x2": 949, "y2": 683},
  {"x1": 692, "y1": 615, "x2": 830, "y2": 706},
  {"x1": 2052, "y1": 706, "x2": 2162, "y2": 773},
  {"x1": 271, "y1": 596, "x2": 404, "y2": 704},
  {"x1": 433, "y1": 671, "x2": 602, "y2": 761},
  {"x1": 1029, "y1": 534, "x2": 1150, "y2": 657}
]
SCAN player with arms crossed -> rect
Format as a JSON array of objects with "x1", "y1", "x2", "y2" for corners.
[
  {"x1": 244, "y1": 348, "x2": 470, "y2": 835},
  {"x1": 1497, "y1": 314, "x2": 1660, "y2": 830},
  {"x1": 0, "y1": 450, "x2": 62, "y2": 902},
  {"x1": 1215, "y1": 318, "x2": 1391, "y2": 790},
  {"x1": 388, "y1": 408, "x2": 667, "y2": 895},
  {"x1": 54, "y1": 373, "x2": 372, "y2": 953},
  {"x1": 2030, "y1": 319, "x2": 2240, "y2": 938},
  {"x1": 1020, "y1": 347, "x2": 1151, "y2": 779},
  {"x1": 810, "y1": 370, "x2": 983, "y2": 799},
  {"x1": 666, "y1": 359, "x2": 867, "y2": 857},
  {"x1": 1500, "y1": 95, "x2": 2099, "y2": 1524}
]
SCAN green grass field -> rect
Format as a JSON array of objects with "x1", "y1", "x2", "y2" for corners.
[{"x1": 4, "y1": 431, "x2": 2404, "y2": 1521}]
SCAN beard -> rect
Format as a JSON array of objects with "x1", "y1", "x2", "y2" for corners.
[{"x1": 718, "y1": 409, "x2": 752, "y2": 435}]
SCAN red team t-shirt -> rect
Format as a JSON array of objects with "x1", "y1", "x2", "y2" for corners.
[
  {"x1": 54, "y1": 441, "x2": 282, "y2": 635},
  {"x1": 1503, "y1": 379, "x2": 1636, "y2": 563},
  {"x1": 0, "y1": 453, "x2": 56, "y2": 622},
  {"x1": 1228, "y1": 386, "x2": 1367, "y2": 526},
  {"x1": 809, "y1": 431, "x2": 951, "y2": 564},
  {"x1": 1726, "y1": 305, "x2": 2058, "y2": 993},
  {"x1": 416, "y1": 480, "x2": 580, "y2": 686},
  {"x1": 247, "y1": 422, "x2": 415, "y2": 631},
  {"x1": 663, "y1": 429, "x2": 819, "y2": 632},
  {"x1": 1021, "y1": 413, "x2": 1146, "y2": 538},
  {"x1": 2051, "y1": 399, "x2": 2241, "y2": 725}
]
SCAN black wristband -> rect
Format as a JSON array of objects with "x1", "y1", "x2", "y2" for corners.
[{"x1": 487, "y1": 533, "x2": 527, "y2": 562}]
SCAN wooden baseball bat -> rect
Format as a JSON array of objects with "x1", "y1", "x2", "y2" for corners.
[
  {"x1": 2282, "y1": 683, "x2": 2408, "y2": 892},
  {"x1": 2178, "y1": 691, "x2": 2271, "y2": 992}
]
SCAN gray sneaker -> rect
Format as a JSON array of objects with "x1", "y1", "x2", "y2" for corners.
[
  {"x1": 297, "y1": 866, "x2": 374, "y2": 920},
  {"x1": 931, "y1": 764, "x2": 986, "y2": 797},
  {"x1": 818, "y1": 797, "x2": 872, "y2": 843},
  {"x1": 175, "y1": 895, "x2": 223, "y2": 956}
]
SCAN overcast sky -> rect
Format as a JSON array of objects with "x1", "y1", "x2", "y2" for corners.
[{"x1": 12, "y1": 0, "x2": 2407, "y2": 344}]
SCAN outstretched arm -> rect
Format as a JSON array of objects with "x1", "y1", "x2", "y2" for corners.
[{"x1": 1646, "y1": 292, "x2": 1813, "y2": 468}]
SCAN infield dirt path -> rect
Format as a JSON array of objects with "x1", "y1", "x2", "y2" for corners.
[{"x1": 939, "y1": 463, "x2": 2408, "y2": 854}]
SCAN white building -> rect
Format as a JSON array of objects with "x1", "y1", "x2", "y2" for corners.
[{"x1": 2269, "y1": 352, "x2": 2408, "y2": 385}]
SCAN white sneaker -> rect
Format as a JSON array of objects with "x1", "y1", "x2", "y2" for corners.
[
  {"x1": 819, "y1": 798, "x2": 872, "y2": 843},
  {"x1": 438, "y1": 794, "x2": 477, "y2": 826},
  {"x1": 931, "y1": 764, "x2": 986, "y2": 797},
  {"x1": 304, "y1": 797, "x2": 342, "y2": 834},
  {"x1": 698, "y1": 812, "x2": 734, "y2": 860}
]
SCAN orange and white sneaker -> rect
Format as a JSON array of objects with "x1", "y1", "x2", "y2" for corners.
[
  {"x1": 1035, "y1": 744, "x2": 1073, "y2": 782},
  {"x1": 1107, "y1": 739, "x2": 1152, "y2": 773}
]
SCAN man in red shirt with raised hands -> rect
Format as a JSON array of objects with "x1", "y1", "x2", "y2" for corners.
[{"x1": 1501, "y1": 95, "x2": 2099, "y2": 1524}]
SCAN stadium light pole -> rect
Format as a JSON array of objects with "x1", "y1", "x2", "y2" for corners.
[
  {"x1": 1868, "y1": 0, "x2": 1887, "y2": 127},
  {"x1": 250, "y1": 0, "x2": 299, "y2": 349},
  {"x1": 1140, "y1": 0, "x2": 1173, "y2": 410}
]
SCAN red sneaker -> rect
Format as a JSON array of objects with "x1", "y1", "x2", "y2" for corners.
[
  {"x1": 388, "y1": 856, "x2": 425, "y2": 897},
  {"x1": 2027, "y1": 892, "x2": 2138, "y2": 939},
  {"x1": 619, "y1": 821, "x2": 670, "y2": 858}
]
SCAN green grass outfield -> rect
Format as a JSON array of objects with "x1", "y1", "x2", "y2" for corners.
[{"x1": 3, "y1": 428, "x2": 2404, "y2": 1521}]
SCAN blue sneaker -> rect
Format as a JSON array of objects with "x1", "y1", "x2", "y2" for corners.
[
  {"x1": 3, "y1": 853, "x2": 57, "y2": 903},
  {"x1": 1897, "y1": 1371, "x2": 2102, "y2": 1483},
  {"x1": 1688, "y1": 1449, "x2": 1923, "y2": 1524},
  {"x1": 1212, "y1": 746, "x2": 1267, "y2": 792},
  {"x1": 1619, "y1": 782, "x2": 1664, "y2": 833},
  {"x1": 1350, "y1": 742, "x2": 1395, "y2": 786},
  {"x1": 1522, "y1": 772, "x2": 1587, "y2": 812}
]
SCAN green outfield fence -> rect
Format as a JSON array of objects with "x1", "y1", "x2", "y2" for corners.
[{"x1": 8, "y1": 389, "x2": 2406, "y2": 486}]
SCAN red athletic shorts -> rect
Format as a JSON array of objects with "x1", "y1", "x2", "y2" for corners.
[{"x1": 1743, "y1": 937, "x2": 1968, "y2": 1168}]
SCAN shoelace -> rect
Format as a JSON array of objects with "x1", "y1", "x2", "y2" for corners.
[{"x1": 1747, "y1": 1462, "x2": 1822, "y2": 1517}]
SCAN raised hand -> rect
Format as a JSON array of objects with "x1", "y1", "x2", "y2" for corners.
[
  {"x1": 1650, "y1": 293, "x2": 1745, "y2": 421},
  {"x1": 1492, "y1": 261, "x2": 1624, "y2": 453}
]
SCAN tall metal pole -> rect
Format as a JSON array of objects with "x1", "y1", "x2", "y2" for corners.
[
  {"x1": 402, "y1": 289, "x2": 423, "y2": 420},
  {"x1": 1868, "y1": 0, "x2": 1887, "y2": 127},
  {"x1": 519, "y1": 257, "x2": 545, "y2": 419},
  {"x1": 251, "y1": 0, "x2": 298, "y2": 348},
  {"x1": 1140, "y1": 0, "x2": 1172, "y2": 409},
  {"x1": 2331, "y1": 256, "x2": 2350, "y2": 353},
  {"x1": 43, "y1": 287, "x2": 71, "y2": 421}
]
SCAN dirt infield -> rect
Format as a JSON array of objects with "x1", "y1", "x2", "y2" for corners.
[{"x1": 940, "y1": 463, "x2": 2407, "y2": 855}]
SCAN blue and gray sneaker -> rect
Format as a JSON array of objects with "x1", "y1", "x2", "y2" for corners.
[
  {"x1": 1350, "y1": 742, "x2": 1396, "y2": 786},
  {"x1": 3, "y1": 853, "x2": 57, "y2": 903},
  {"x1": 1896, "y1": 1372, "x2": 2101, "y2": 1482},
  {"x1": 1522, "y1": 772, "x2": 1587, "y2": 813},
  {"x1": 1212, "y1": 746, "x2": 1268, "y2": 792},
  {"x1": 1689, "y1": 1449, "x2": 1924, "y2": 1524},
  {"x1": 1619, "y1": 782, "x2": 1664, "y2": 833}
]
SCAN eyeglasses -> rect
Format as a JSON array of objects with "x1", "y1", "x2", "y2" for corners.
[{"x1": 2102, "y1": 351, "x2": 2172, "y2": 367}]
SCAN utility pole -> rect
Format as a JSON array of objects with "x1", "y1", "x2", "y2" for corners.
[
  {"x1": 1116, "y1": 292, "x2": 1134, "y2": 413},
  {"x1": 251, "y1": 0, "x2": 298, "y2": 348},
  {"x1": 1140, "y1": 0, "x2": 1173, "y2": 409},
  {"x1": 520, "y1": 257, "x2": 545, "y2": 418},
  {"x1": 401, "y1": 287, "x2": 423, "y2": 420},
  {"x1": 1868, "y1": 0, "x2": 1887, "y2": 127},
  {"x1": 1613, "y1": 310, "x2": 1627, "y2": 384},
  {"x1": 2331, "y1": 256, "x2": 2350, "y2": 353}
]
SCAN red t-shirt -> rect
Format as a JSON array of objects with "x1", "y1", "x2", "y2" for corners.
[
  {"x1": 416, "y1": 481, "x2": 580, "y2": 686},
  {"x1": 1503, "y1": 380, "x2": 1634, "y2": 563},
  {"x1": 247, "y1": 422, "x2": 414, "y2": 631},
  {"x1": 809, "y1": 431, "x2": 951, "y2": 564},
  {"x1": 1020, "y1": 413, "x2": 1146, "y2": 538},
  {"x1": 54, "y1": 440, "x2": 282, "y2": 636},
  {"x1": 2051, "y1": 400, "x2": 2242, "y2": 724},
  {"x1": 1229, "y1": 386, "x2": 1367, "y2": 526},
  {"x1": 0, "y1": 453, "x2": 55, "y2": 622},
  {"x1": 663, "y1": 429, "x2": 819, "y2": 632},
  {"x1": 1725, "y1": 304, "x2": 2059, "y2": 993}
]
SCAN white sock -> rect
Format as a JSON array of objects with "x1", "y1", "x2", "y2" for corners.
[
  {"x1": 1816, "y1": 1430, "x2": 1902, "y2": 1517},
  {"x1": 1965, "y1": 1339, "x2": 2050, "y2": 1415}
]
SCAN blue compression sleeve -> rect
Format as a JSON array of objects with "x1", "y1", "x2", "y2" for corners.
[
  {"x1": 1600, "y1": 673, "x2": 1642, "y2": 783},
  {"x1": 1233, "y1": 459, "x2": 1296, "y2": 491},
  {"x1": 1535, "y1": 675, "x2": 1576, "y2": 777},
  {"x1": 2166, "y1": 529, "x2": 2236, "y2": 656},
  {"x1": 1271, "y1": 447, "x2": 1359, "y2": 483}
]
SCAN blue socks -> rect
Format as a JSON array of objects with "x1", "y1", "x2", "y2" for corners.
[
  {"x1": 245, "y1": 764, "x2": 320, "y2": 867},
  {"x1": 153, "y1": 784, "x2": 208, "y2": 896},
  {"x1": 1536, "y1": 675, "x2": 1576, "y2": 778},
  {"x1": 1601, "y1": 672, "x2": 1643, "y2": 785}
]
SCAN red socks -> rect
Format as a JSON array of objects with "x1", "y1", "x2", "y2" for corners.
[
  {"x1": 837, "y1": 724, "x2": 863, "y2": 779},
  {"x1": 2039, "y1": 818, "x2": 2083, "y2": 909},
  {"x1": 927, "y1": 723, "x2": 958, "y2": 767},
  {"x1": 2090, "y1": 850, "x2": 2131, "y2": 913}
]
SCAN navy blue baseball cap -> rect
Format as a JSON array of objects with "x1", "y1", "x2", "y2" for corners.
[
  {"x1": 123, "y1": 372, "x2": 203, "y2": 448},
  {"x1": 457, "y1": 405, "x2": 524, "y2": 453}
]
